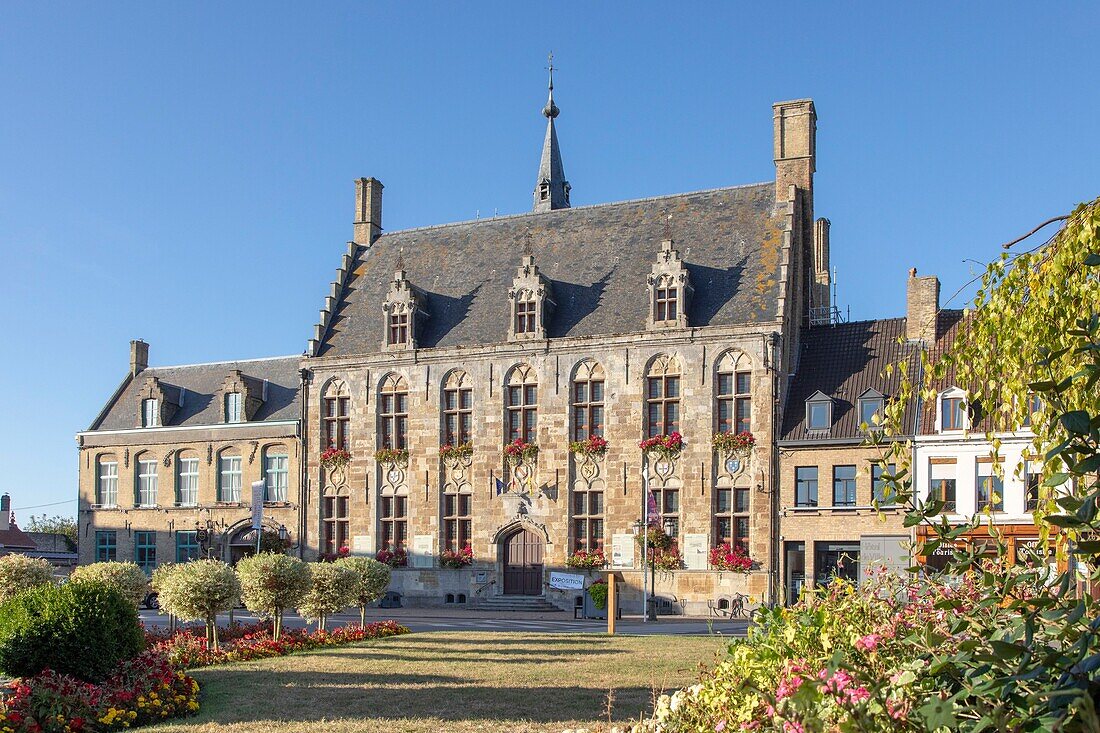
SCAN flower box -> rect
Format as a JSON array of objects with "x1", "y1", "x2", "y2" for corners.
[
  {"x1": 439, "y1": 544, "x2": 474, "y2": 569},
  {"x1": 712, "y1": 430, "x2": 756, "y2": 455},
  {"x1": 565, "y1": 549, "x2": 607, "y2": 570},
  {"x1": 503, "y1": 439, "x2": 539, "y2": 465},
  {"x1": 319, "y1": 447, "x2": 351, "y2": 469},
  {"x1": 374, "y1": 447, "x2": 409, "y2": 467},
  {"x1": 375, "y1": 547, "x2": 408, "y2": 568},
  {"x1": 709, "y1": 542, "x2": 753, "y2": 572},
  {"x1": 639, "y1": 432, "x2": 683, "y2": 461},
  {"x1": 569, "y1": 435, "x2": 609, "y2": 459},
  {"x1": 439, "y1": 442, "x2": 473, "y2": 461},
  {"x1": 587, "y1": 578, "x2": 609, "y2": 610}
]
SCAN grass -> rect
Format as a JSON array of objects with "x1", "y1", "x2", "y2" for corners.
[{"x1": 150, "y1": 631, "x2": 727, "y2": 733}]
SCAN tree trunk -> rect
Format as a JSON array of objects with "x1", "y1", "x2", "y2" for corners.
[
  {"x1": 207, "y1": 616, "x2": 218, "y2": 650},
  {"x1": 319, "y1": 612, "x2": 326, "y2": 632},
  {"x1": 274, "y1": 609, "x2": 282, "y2": 640},
  {"x1": 360, "y1": 605, "x2": 366, "y2": 627}
]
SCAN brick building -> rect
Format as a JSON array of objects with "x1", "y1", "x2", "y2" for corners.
[{"x1": 76, "y1": 343, "x2": 305, "y2": 569}]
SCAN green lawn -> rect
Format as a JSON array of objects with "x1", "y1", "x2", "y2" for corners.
[{"x1": 150, "y1": 631, "x2": 727, "y2": 733}]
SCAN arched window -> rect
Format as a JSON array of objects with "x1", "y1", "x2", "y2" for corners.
[
  {"x1": 442, "y1": 370, "x2": 472, "y2": 446},
  {"x1": 135, "y1": 452, "x2": 158, "y2": 507},
  {"x1": 378, "y1": 374, "x2": 409, "y2": 450},
  {"x1": 96, "y1": 454, "x2": 118, "y2": 507},
  {"x1": 645, "y1": 355, "x2": 681, "y2": 438},
  {"x1": 218, "y1": 449, "x2": 242, "y2": 502},
  {"x1": 505, "y1": 364, "x2": 538, "y2": 443},
  {"x1": 176, "y1": 450, "x2": 200, "y2": 507},
  {"x1": 938, "y1": 388, "x2": 968, "y2": 432},
  {"x1": 263, "y1": 444, "x2": 289, "y2": 502},
  {"x1": 715, "y1": 352, "x2": 751, "y2": 434},
  {"x1": 321, "y1": 379, "x2": 350, "y2": 450},
  {"x1": 571, "y1": 361, "x2": 605, "y2": 441}
]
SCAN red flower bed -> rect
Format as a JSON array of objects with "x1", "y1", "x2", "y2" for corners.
[
  {"x1": 709, "y1": 542, "x2": 753, "y2": 571},
  {"x1": 149, "y1": 620, "x2": 410, "y2": 670},
  {"x1": 0, "y1": 650, "x2": 199, "y2": 732},
  {"x1": 439, "y1": 544, "x2": 474, "y2": 569},
  {"x1": 375, "y1": 547, "x2": 408, "y2": 567}
]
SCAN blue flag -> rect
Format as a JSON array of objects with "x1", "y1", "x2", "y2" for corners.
[{"x1": 495, "y1": 477, "x2": 507, "y2": 496}]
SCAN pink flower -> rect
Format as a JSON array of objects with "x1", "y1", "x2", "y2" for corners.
[{"x1": 855, "y1": 633, "x2": 882, "y2": 652}]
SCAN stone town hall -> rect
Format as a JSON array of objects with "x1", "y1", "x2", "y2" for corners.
[{"x1": 77, "y1": 77, "x2": 830, "y2": 612}]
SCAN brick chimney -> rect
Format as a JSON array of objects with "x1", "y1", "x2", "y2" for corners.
[
  {"x1": 1, "y1": 493, "x2": 11, "y2": 531},
  {"x1": 353, "y1": 177, "x2": 383, "y2": 246},
  {"x1": 773, "y1": 99, "x2": 816, "y2": 202},
  {"x1": 130, "y1": 339, "x2": 148, "y2": 376},
  {"x1": 906, "y1": 268, "x2": 940, "y2": 345}
]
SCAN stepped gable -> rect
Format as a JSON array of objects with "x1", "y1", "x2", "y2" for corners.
[{"x1": 318, "y1": 182, "x2": 786, "y2": 357}]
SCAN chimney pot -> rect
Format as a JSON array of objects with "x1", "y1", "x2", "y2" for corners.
[{"x1": 1, "y1": 493, "x2": 10, "y2": 531}]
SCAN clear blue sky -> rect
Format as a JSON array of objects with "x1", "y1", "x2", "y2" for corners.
[{"x1": 1, "y1": 3, "x2": 1097, "y2": 521}]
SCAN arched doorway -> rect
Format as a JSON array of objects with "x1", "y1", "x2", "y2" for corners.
[{"x1": 502, "y1": 527, "x2": 544, "y2": 595}]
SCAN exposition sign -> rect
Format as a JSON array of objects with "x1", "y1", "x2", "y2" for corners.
[{"x1": 549, "y1": 571, "x2": 584, "y2": 590}]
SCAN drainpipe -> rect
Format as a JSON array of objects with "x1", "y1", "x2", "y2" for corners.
[
  {"x1": 769, "y1": 332, "x2": 782, "y2": 608},
  {"x1": 298, "y1": 367, "x2": 310, "y2": 560}
]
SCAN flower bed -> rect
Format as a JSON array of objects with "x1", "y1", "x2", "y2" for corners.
[
  {"x1": 708, "y1": 542, "x2": 753, "y2": 572},
  {"x1": 503, "y1": 439, "x2": 539, "y2": 465},
  {"x1": 149, "y1": 620, "x2": 410, "y2": 670},
  {"x1": 439, "y1": 545, "x2": 474, "y2": 569},
  {"x1": 319, "y1": 447, "x2": 351, "y2": 469},
  {"x1": 569, "y1": 435, "x2": 608, "y2": 459},
  {"x1": 0, "y1": 650, "x2": 199, "y2": 732},
  {"x1": 565, "y1": 549, "x2": 606, "y2": 570},
  {"x1": 638, "y1": 432, "x2": 683, "y2": 461}
]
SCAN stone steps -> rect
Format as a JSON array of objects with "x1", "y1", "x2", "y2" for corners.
[{"x1": 475, "y1": 595, "x2": 563, "y2": 612}]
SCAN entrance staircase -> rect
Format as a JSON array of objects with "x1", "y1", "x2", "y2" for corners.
[{"x1": 475, "y1": 595, "x2": 563, "y2": 613}]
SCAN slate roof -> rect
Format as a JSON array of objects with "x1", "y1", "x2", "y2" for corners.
[
  {"x1": 781, "y1": 318, "x2": 923, "y2": 442},
  {"x1": 87, "y1": 356, "x2": 302, "y2": 432},
  {"x1": 318, "y1": 183, "x2": 786, "y2": 356},
  {"x1": 916, "y1": 310, "x2": 985, "y2": 435}
]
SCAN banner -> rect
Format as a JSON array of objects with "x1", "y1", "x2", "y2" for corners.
[
  {"x1": 250, "y1": 480, "x2": 265, "y2": 530},
  {"x1": 646, "y1": 489, "x2": 661, "y2": 526},
  {"x1": 549, "y1": 571, "x2": 584, "y2": 590}
]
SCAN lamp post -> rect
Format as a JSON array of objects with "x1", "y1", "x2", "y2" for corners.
[{"x1": 632, "y1": 519, "x2": 646, "y2": 623}]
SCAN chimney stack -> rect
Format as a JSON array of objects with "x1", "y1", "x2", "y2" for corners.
[
  {"x1": 812, "y1": 218, "x2": 831, "y2": 311},
  {"x1": 1, "y1": 493, "x2": 11, "y2": 531},
  {"x1": 773, "y1": 99, "x2": 816, "y2": 202},
  {"x1": 906, "y1": 268, "x2": 941, "y2": 345},
  {"x1": 353, "y1": 177, "x2": 384, "y2": 245},
  {"x1": 130, "y1": 339, "x2": 148, "y2": 376}
]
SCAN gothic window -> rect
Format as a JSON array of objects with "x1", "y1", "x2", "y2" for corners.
[
  {"x1": 322, "y1": 380, "x2": 350, "y2": 450},
  {"x1": 505, "y1": 364, "x2": 538, "y2": 443},
  {"x1": 654, "y1": 276, "x2": 678, "y2": 323},
  {"x1": 263, "y1": 445, "x2": 289, "y2": 502},
  {"x1": 571, "y1": 361, "x2": 605, "y2": 441},
  {"x1": 654, "y1": 485, "x2": 680, "y2": 539},
  {"x1": 715, "y1": 486, "x2": 749, "y2": 550},
  {"x1": 136, "y1": 454, "x2": 158, "y2": 507},
  {"x1": 380, "y1": 495, "x2": 407, "y2": 550},
  {"x1": 323, "y1": 493, "x2": 349, "y2": 554},
  {"x1": 176, "y1": 452, "x2": 200, "y2": 507},
  {"x1": 645, "y1": 355, "x2": 681, "y2": 438},
  {"x1": 378, "y1": 374, "x2": 409, "y2": 450},
  {"x1": 716, "y1": 352, "x2": 751, "y2": 434},
  {"x1": 387, "y1": 307, "x2": 410, "y2": 346},
  {"x1": 96, "y1": 455, "x2": 118, "y2": 507},
  {"x1": 218, "y1": 450, "x2": 242, "y2": 502},
  {"x1": 515, "y1": 294, "x2": 537, "y2": 335},
  {"x1": 225, "y1": 392, "x2": 243, "y2": 423},
  {"x1": 572, "y1": 486, "x2": 604, "y2": 552},
  {"x1": 442, "y1": 491, "x2": 471, "y2": 552},
  {"x1": 442, "y1": 370, "x2": 472, "y2": 446},
  {"x1": 382, "y1": 267, "x2": 423, "y2": 350},
  {"x1": 508, "y1": 254, "x2": 554, "y2": 341}
]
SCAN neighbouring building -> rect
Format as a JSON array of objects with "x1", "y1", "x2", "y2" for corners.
[
  {"x1": 75, "y1": 342, "x2": 305, "y2": 569},
  {"x1": 776, "y1": 272, "x2": 932, "y2": 604},
  {"x1": 299, "y1": 82, "x2": 830, "y2": 612},
  {"x1": 0, "y1": 493, "x2": 38, "y2": 558},
  {"x1": 0, "y1": 493, "x2": 77, "y2": 575}
]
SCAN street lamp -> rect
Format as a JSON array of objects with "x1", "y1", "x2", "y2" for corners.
[{"x1": 632, "y1": 519, "x2": 646, "y2": 622}]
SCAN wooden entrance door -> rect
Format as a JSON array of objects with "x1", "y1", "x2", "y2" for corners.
[{"x1": 503, "y1": 528, "x2": 544, "y2": 595}]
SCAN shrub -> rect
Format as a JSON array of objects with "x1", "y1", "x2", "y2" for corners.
[
  {"x1": 335, "y1": 556, "x2": 392, "y2": 626},
  {"x1": 298, "y1": 563, "x2": 356, "y2": 631},
  {"x1": 0, "y1": 581, "x2": 144, "y2": 682},
  {"x1": 0, "y1": 554, "x2": 53, "y2": 603},
  {"x1": 70, "y1": 561, "x2": 148, "y2": 607},
  {"x1": 236, "y1": 552, "x2": 310, "y2": 640},
  {"x1": 587, "y1": 579, "x2": 608, "y2": 610},
  {"x1": 152, "y1": 559, "x2": 239, "y2": 650}
]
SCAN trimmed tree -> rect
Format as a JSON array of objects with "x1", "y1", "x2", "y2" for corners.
[
  {"x1": 335, "y1": 556, "x2": 392, "y2": 626},
  {"x1": 236, "y1": 552, "x2": 310, "y2": 640},
  {"x1": 153, "y1": 559, "x2": 239, "y2": 649},
  {"x1": 297, "y1": 562, "x2": 356, "y2": 631},
  {"x1": 70, "y1": 561, "x2": 149, "y2": 607},
  {"x1": 0, "y1": 554, "x2": 53, "y2": 603}
]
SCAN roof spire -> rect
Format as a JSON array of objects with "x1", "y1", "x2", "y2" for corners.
[{"x1": 533, "y1": 52, "x2": 570, "y2": 213}]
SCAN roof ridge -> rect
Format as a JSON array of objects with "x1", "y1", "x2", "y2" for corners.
[
  {"x1": 149, "y1": 354, "x2": 301, "y2": 371},
  {"x1": 373, "y1": 181, "x2": 774, "y2": 239}
]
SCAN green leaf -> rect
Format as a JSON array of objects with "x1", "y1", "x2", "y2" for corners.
[
  {"x1": 1045, "y1": 514, "x2": 1081, "y2": 528},
  {"x1": 1073, "y1": 454, "x2": 1100, "y2": 473},
  {"x1": 1084, "y1": 253, "x2": 1100, "y2": 266},
  {"x1": 919, "y1": 697, "x2": 958, "y2": 730},
  {"x1": 1060, "y1": 411, "x2": 1091, "y2": 435},
  {"x1": 1072, "y1": 540, "x2": 1100, "y2": 554}
]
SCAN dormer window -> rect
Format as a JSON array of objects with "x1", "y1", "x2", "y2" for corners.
[
  {"x1": 388, "y1": 308, "x2": 410, "y2": 346},
  {"x1": 225, "y1": 392, "x2": 243, "y2": 423},
  {"x1": 382, "y1": 265, "x2": 425, "y2": 351},
  {"x1": 508, "y1": 252, "x2": 554, "y2": 341},
  {"x1": 938, "y1": 388, "x2": 968, "y2": 432},
  {"x1": 142, "y1": 398, "x2": 159, "y2": 427},
  {"x1": 857, "y1": 389, "x2": 885, "y2": 431},
  {"x1": 805, "y1": 391, "x2": 833, "y2": 431},
  {"x1": 646, "y1": 239, "x2": 692, "y2": 330}
]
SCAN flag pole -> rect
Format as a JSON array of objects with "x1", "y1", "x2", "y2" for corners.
[{"x1": 642, "y1": 455, "x2": 649, "y2": 624}]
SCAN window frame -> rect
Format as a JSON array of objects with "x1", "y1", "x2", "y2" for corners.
[
  {"x1": 97, "y1": 458, "x2": 118, "y2": 507},
  {"x1": 177, "y1": 456, "x2": 200, "y2": 507},
  {"x1": 795, "y1": 466, "x2": 819, "y2": 508},
  {"x1": 175, "y1": 531, "x2": 200, "y2": 562},
  {"x1": 322, "y1": 494, "x2": 349, "y2": 555},
  {"x1": 514, "y1": 298, "x2": 537, "y2": 335},
  {"x1": 379, "y1": 494, "x2": 408, "y2": 551},
  {"x1": 95, "y1": 530, "x2": 117, "y2": 562},
  {"x1": 443, "y1": 384, "x2": 473, "y2": 446},
  {"x1": 717, "y1": 370, "x2": 751, "y2": 434},
  {"x1": 379, "y1": 378, "x2": 409, "y2": 450},
  {"x1": 134, "y1": 530, "x2": 156, "y2": 572},
  {"x1": 505, "y1": 369, "x2": 538, "y2": 444},
  {"x1": 388, "y1": 309, "x2": 410, "y2": 346},
  {"x1": 142, "y1": 398, "x2": 159, "y2": 428},
  {"x1": 714, "y1": 486, "x2": 750, "y2": 551},
  {"x1": 940, "y1": 395, "x2": 967, "y2": 432},
  {"x1": 323, "y1": 396, "x2": 350, "y2": 450},
  {"x1": 654, "y1": 283, "x2": 678, "y2": 323},
  {"x1": 571, "y1": 485, "x2": 605, "y2": 553},
  {"x1": 805, "y1": 398, "x2": 832, "y2": 431},
  {"x1": 858, "y1": 396, "x2": 884, "y2": 430},
  {"x1": 225, "y1": 392, "x2": 243, "y2": 423},
  {"x1": 871, "y1": 462, "x2": 897, "y2": 505},
  {"x1": 264, "y1": 451, "x2": 289, "y2": 502},
  {"x1": 218, "y1": 454, "x2": 243, "y2": 502},
  {"x1": 442, "y1": 489, "x2": 472, "y2": 552},
  {"x1": 645, "y1": 373, "x2": 681, "y2": 438},
  {"x1": 136, "y1": 458, "x2": 158, "y2": 507},
  {"x1": 571, "y1": 373, "x2": 605, "y2": 441},
  {"x1": 832, "y1": 465, "x2": 857, "y2": 507}
]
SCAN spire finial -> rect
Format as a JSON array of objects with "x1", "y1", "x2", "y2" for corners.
[
  {"x1": 543, "y1": 52, "x2": 559, "y2": 119},
  {"x1": 395, "y1": 248, "x2": 405, "y2": 273},
  {"x1": 524, "y1": 231, "x2": 534, "y2": 257}
]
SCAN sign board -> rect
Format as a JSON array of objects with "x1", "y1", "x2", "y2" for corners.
[
  {"x1": 411, "y1": 534, "x2": 434, "y2": 569},
  {"x1": 683, "y1": 533, "x2": 708, "y2": 570},
  {"x1": 250, "y1": 480, "x2": 266, "y2": 530},
  {"x1": 549, "y1": 571, "x2": 584, "y2": 590},
  {"x1": 611, "y1": 533, "x2": 635, "y2": 569},
  {"x1": 351, "y1": 535, "x2": 373, "y2": 555}
]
